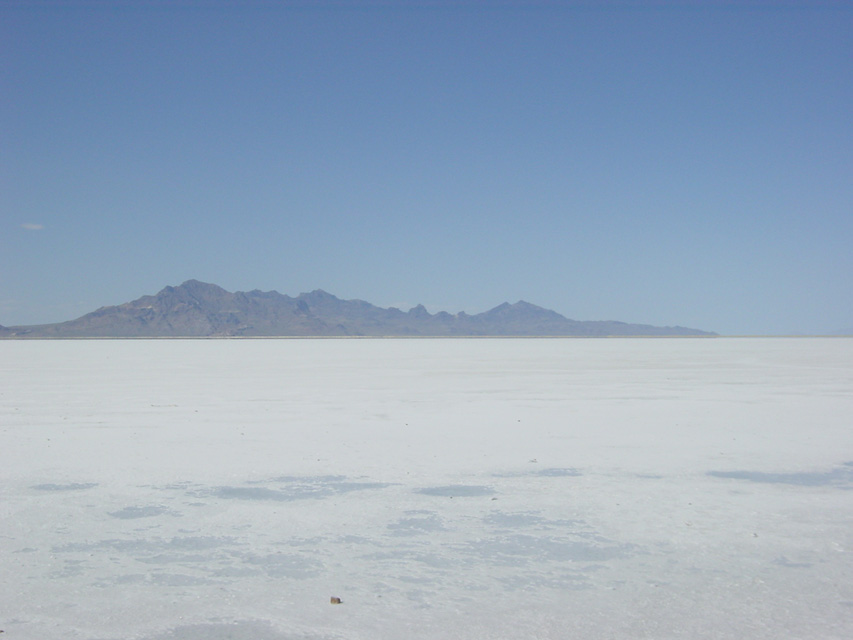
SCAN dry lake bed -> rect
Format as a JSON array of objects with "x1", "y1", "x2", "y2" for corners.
[{"x1": 1, "y1": 337, "x2": 852, "y2": 639}]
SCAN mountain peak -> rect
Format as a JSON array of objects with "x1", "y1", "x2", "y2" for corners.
[
  {"x1": 484, "y1": 300, "x2": 555, "y2": 316},
  {"x1": 408, "y1": 304, "x2": 430, "y2": 318},
  {"x1": 177, "y1": 279, "x2": 228, "y2": 293},
  {"x1": 298, "y1": 289, "x2": 340, "y2": 303}
]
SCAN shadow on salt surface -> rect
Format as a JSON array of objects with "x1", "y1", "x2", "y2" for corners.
[
  {"x1": 130, "y1": 620, "x2": 334, "y2": 640},
  {"x1": 210, "y1": 475, "x2": 393, "y2": 502},
  {"x1": 708, "y1": 462, "x2": 853, "y2": 487}
]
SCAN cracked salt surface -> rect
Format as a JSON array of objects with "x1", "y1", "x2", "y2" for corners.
[{"x1": 2, "y1": 337, "x2": 853, "y2": 639}]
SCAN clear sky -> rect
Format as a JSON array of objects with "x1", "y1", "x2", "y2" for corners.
[{"x1": 2, "y1": 1, "x2": 851, "y2": 335}]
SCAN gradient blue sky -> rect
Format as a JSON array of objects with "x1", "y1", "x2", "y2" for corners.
[{"x1": 2, "y1": 1, "x2": 851, "y2": 334}]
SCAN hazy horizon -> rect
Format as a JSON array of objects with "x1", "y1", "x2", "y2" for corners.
[
  {"x1": 2, "y1": 1, "x2": 851, "y2": 334},
  {"x1": 4, "y1": 277, "x2": 853, "y2": 336}
]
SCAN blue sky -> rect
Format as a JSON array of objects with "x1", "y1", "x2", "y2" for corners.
[{"x1": 2, "y1": 1, "x2": 851, "y2": 335}]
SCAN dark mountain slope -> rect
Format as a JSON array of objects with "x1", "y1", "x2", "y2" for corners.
[{"x1": 3, "y1": 280, "x2": 716, "y2": 338}]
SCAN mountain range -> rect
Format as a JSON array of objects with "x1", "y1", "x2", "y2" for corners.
[{"x1": 0, "y1": 280, "x2": 716, "y2": 338}]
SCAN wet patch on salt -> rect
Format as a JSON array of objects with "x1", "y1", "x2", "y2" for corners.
[
  {"x1": 210, "y1": 475, "x2": 393, "y2": 502},
  {"x1": 774, "y1": 556, "x2": 813, "y2": 568},
  {"x1": 484, "y1": 511, "x2": 547, "y2": 528},
  {"x1": 209, "y1": 565, "x2": 263, "y2": 578},
  {"x1": 360, "y1": 548, "x2": 460, "y2": 570},
  {"x1": 109, "y1": 505, "x2": 170, "y2": 519},
  {"x1": 535, "y1": 467, "x2": 582, "y2": 477},
  {"x1": 268, "y1": 474, "x2": 347, "y2": 483},
  {"x1": 462, "y1": 533, "x2": 635, "y2": 566},
  {"x1": 47, "y1": 558, "x2": 87, "y2": 579},
  {"x1": 136, "y1": 552, "x2": 211, "y2": 565},
  {"x1": 53, "y1": 535, "x2": 239, "y2": 557},
  {"x1": 387, "y1": 513, "x2": 447, "y2": 536},
  {"x1": 93, "y1": 573, "x2": 147, "y2": 587},
  {"x1": 493, "y1": 467, "x2": 581, "y2": 478},
  {"x1": 214, "y1": 486, "x2": 297, "y2": 501},
  {"x1": 498, "y1": 571, "x2": 593, "y2": 591},
  {"x1": 483, "y1": 511, "x2": 579, "y2": 530},
  {"x1": 51, "y1": 532, "x2": 328, "y2": 585},
  {"x1": 150, "y1": 572, "x2": 215, "y2": 587},
  {"x1": 415, "y1": 485, "x2": 495, "y2": 497},
  {"x1": 31, "y1": 482, "x2": 98, "y2": 491},
  {"x1": 234, "y1": 551, "x2": 324, "y2": 579},
  {"x1": 133, "y1": 619, "x2": 330, "y2": 640},
  {"x1": 708, "y1": 462, "x2": 853, "y2": 487}
]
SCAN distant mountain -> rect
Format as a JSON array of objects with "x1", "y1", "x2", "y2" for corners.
[{"x1": 1, "y1": 280, "x2": 716, "y2": 338}]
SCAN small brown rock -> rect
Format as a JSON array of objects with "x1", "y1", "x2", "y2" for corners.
[{"x1": 330, "y1": 596, "x2": 342, "y2": 604}]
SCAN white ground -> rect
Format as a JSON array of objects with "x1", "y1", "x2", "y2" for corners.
[{"x1": 1, "y1": 337, "x2": 852, "y2": 639}]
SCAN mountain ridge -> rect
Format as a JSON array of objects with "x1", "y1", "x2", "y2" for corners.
[{"x1": 1, "y1": 280, "x2": 716, "y2": 338}]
